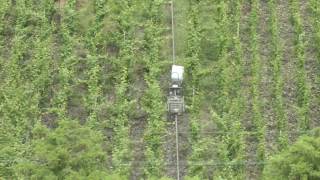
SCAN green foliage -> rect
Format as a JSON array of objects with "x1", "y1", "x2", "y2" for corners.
[
  {"x1": 268, "y1": 0, "x2": 288, "y2": 150},
  {"x1": 184, "y1": 176, "x2": 201, "y2": 180},
  {"x1": 185, "y1": 0, "x2": 202, "y2": 143},
  {"x1": 1, "y1": 0, "x2": 319, "y2": 179},
  {"x1": 83, "y1": 0, "x2": 106, "y2": 126},
  {"x1": 249, "y1": 0, "x2": 265, "y2": 163},
  {"x1": 309, "y1": 0, "x2": 320, "y2": 134},
  {"x1": 49, "y1": 0, "x2": 78, "y2": 120},
  {"x1": 310, "y1": 0, "x2": 320, "y2": 63},
  {"x1": 0, "y1": 124, "x2": 20, "y2": 178},
  {"x1": 290, "y1": 0, "x2": 311, "y2": 131},
  {"x1": 140, "y1": 1, "x2": 167, "y2": 178},
  {"x1": 14, "y1": 120, "x2": 109, "y2": 179},
  {"x1": 143, "y1": 79, "x2": 166, "y2": 177},
  {"x1": 263, "y1": 128, "x2": 320, "y2": 180},
  {"x1": 187, "y1": 0, "x2": 245, "y2": 178}
]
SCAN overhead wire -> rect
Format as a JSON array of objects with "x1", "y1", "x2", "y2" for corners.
[
  {"x1": 127, "y1": 129, "x2": 311, "y2": 136},
  {"x1": 170, "y1": 0, "x2": 180, "y2": 179},
  {"x1": 6, "y1": 159, "x2": 269, "y2": 167},
  {"x1": 171, "y1": 0, "x2": 176, "y2": 65}
]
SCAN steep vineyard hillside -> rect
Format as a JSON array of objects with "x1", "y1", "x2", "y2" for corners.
[{"x1": 0, "y1": 0, "x2": 319, "y2": 179}]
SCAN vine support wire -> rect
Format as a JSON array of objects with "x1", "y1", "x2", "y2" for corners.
[
  {"x1": 171, "y1": 0, "x2": 176, "y2": 64},
  {"x1": 171, "y1": 1, "x2": 180, "y2": 179},
  {"x1": 175, "y1": 114, "x2": 180, "y2": 180}
]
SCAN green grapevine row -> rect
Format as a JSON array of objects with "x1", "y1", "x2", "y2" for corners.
[
  {"x1": 185, "y1": 0, "x2": 201, "y2": 142},
  {"x1": 188, "y1": 0, "x2": 246, "y2": 179},
  {"x1": 249, "y1": 0, "x2": 265, "y2": 166},
  {"x1": 309, "y1": 0, "x2": 320, "y2": 128},
  {"x1": 50, "y1": 0, "x2": 78, "y2": 119},
  {"x1": 107, "y1": 0, "x2": 135, "y2": 176},
  {"x1": 84, "y1": 0, "x2": 105, "y2": 126},
  {"x1": 0, "y1": 0, "x2": 56, "y2": 177},
  {"x1": 142, "y1": 0, "x2": 167, "y2": 178},
  {"x1": 268, "y1": 0, "x2": 288, "y2": 150},
  {"x1": 290, "y1": 0, "x2": 311, "y2": 131}
]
